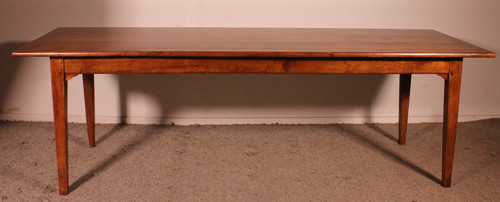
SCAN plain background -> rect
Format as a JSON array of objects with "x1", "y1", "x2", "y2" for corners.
[{"x1": 0, "y1": 0, "x2": 499, "y2": 125}]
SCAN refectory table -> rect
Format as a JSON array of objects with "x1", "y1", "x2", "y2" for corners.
[{"x1": 12, "y1": 27, "x2": 496, "y2": 195}]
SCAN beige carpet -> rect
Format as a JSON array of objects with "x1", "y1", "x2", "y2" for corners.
[{"x1": 0, "y1": 119, "x2": 499, "y2": 201}]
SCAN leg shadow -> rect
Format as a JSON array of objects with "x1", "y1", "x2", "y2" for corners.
[
  {"x1": 69, "y1": 123, "x2": 166, "y2": 193},
  {"x1": 366, "y1": 123, "x2": 399, "y2": 143},
  {"x1": 336, "y1": 124, "x2": 441, "y2": 184}
]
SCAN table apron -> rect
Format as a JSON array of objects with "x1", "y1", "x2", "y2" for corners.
[{"x1": 62, "y1": 58, "x2": 456, "y2": 74}]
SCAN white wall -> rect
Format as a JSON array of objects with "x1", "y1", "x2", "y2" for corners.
[{"x1": 1, "y1": 0, "x2": 499, "y2": 125}]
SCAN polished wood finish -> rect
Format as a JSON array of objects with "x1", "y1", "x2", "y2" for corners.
[
  {"x1": 12, "y1": 28, "x2": 495, "y2": 58},
  {"x1": 83, "y1": 74, "x2": 95, "y2": 148},
  {"x1": 50, "y1": 58, "x2": 68, "y2": 195},
  {"x1": 12, "y1": 28, "x2": 496, "y2": 195},
  {"x1": 442, "y1": 60, "x2": 463, "y2": 187},
  {"x1": 64, "y1": 58, "x2": 451, "y2": 74},
  {"x1": 398, "y1": 74, "x2": 412, "y2": 145}
]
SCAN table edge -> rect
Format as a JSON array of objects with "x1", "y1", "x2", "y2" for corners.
[{"x1": 11, "y1": 51, "x2": 497, "y2": 58}]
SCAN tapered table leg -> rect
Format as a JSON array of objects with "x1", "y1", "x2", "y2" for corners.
[
  {"x1": 399, "y1": 74, "x2": 412, "y2": 145},
  {"x1": 50, "y1": 58, "x2": 69, "y2": 195},
  {"x1": 83, "y1": 74, "x2": 95, "y2": 147},
  {"x1": 442, "y1": 60, "x2": 463, "y2": 187}
]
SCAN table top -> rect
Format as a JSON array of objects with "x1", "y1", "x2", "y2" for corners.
[{"x1": 12, "y1": 27, "x2": 495, "y2": 58}]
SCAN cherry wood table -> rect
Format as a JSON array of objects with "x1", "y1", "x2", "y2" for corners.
[{"x1": 12, "y1": 27, "x2": 495, "y2": 195}]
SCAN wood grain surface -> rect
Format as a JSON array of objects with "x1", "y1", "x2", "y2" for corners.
[
  {"x1": 12, "y1": 27, "x2": 495, "y2": 58},
  {"x1": 63, "y1": 58, "x2": 452, "y2": 74}
]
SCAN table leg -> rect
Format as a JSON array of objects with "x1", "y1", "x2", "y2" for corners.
[
  {"x1": 50, "y1": 58, "x2": 69, "y2": 195},
  {"x1": 83, "y1": 74, "x2": 95, "y2": 147},
  {"x1": 442, "y1": 60, "x2": 463, "y2": 187},
  {"x1": 399, "y1": 74, "x2": 412, "y2": 145}
]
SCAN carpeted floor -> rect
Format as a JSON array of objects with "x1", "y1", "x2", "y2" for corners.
[{"x1": 0, "y1": 119, "x2": 499, "y2": 201}]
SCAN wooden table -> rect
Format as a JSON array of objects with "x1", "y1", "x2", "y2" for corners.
[{"x1": 12, "y1": 28, "x2": 495, "y2": 195}]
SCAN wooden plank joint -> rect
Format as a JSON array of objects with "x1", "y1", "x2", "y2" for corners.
[
  {"x1": 65, "y1": 73, "x2": 79, "y2": 81},
  {"x1": 437, "y1": 73, "x2": 448, "y2": 80}
]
